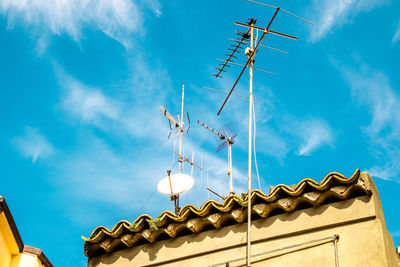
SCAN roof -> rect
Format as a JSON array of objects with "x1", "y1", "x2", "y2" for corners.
[
  {"x1": 0, "y1": 196, "x2": 24, "y2": 252},
  {"x1": 23, "y1": 245, "x2": 54, "y2": 267},
  {"x1": 0, "y1": 196, "x2": 53, "y2": 267},
  {"x1": 83, "y1": 169, "x2": 371, "y2": 258}
]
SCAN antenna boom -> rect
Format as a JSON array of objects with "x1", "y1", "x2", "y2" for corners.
[
  {"x1": 159, "y1": 106, "x2": 180, "y2": 128},
  {"x1": 197, "y1": 121, "x2": 227, "y2": 141}
]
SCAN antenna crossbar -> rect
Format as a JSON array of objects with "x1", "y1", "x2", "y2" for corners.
[
  {"x1": 247, "y1": 0, "x2": 313, "y2": 25},
  {"x1": 234, "y1": 22, "x2": 298, "y2": 40},
  {"x1": 173, "y1": 152, "x2": 203, "y2": 170}
]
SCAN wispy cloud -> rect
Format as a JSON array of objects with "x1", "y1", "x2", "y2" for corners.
[
  {"x1": 296, "y1": 119, "x2": 334, "y2": 156},
  {"x1": 60, "y1": 76, "x2": 119, "y2": 125},
  {"x1": 0, "y1": 0, "x2": 162, "y2": 48},
  {"x1": 255, "y1": 126, "x2": 290, "y2": 160},
  {"x1": 392, "y1": 22, "x2": 400, "y2": 44},
  {"x1": 309, "y1": 0, "x2": 388, "y2": 42},
  {"x1": 340, "y1": 63, "x2": 400, "y2": 137},
  {"x1": 55, "y1": 61, "x2": 170, "y2": 140},
  {"x1": 338, "y1": 61, "x2": 400, "y2": 181},
  {"x1": 244, "y1": 86, "x2": 333, "y2": 158},
  {"x1": 13, "y1": 127, "x2": 55, "y2": 163},
  {"x1": 282, "y1": 118, "x2": 334, "y2": 156}
]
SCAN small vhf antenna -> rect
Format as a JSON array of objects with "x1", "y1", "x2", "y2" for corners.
[
  {"x1": 159, "y1": 82, "x2": 190, "y2": 173},
  {"x1": 197, "y1": 120, "x2": 237, "y2": 195}
]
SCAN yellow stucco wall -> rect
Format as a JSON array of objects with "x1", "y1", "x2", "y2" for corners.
[
  {"x1": 0, "y1": 212, "x2": 19, "y2": 267},
  {"x1": 0, "y1": 210, "x2": 47, "y2": 267},
  {"x1": 88, "y1": 173, "x2": 398, "y2": 267}
]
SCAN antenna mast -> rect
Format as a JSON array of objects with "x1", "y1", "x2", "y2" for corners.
[
  {"x1": 211, "y1": 2, "x2": 312, "y2": 265},
  {"x1": 197, "y1": 120, "x2": 237, "y2": 195},
  {"x1": 179, "y1": 82, "x2": 185, "y2": 173},
  {"x1": 159, "y1": 82, "x2": 191, "y2": 215},
  {"x1": 247, "y1": 21, "x2": 255, "y2": 267}
]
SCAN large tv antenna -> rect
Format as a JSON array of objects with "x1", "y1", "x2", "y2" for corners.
[
  {"x1": 159, "y1": 82, "x2": 190, "y2": 173},
  {"x1": 212, "y1": 1, "x2": 312, "y2": 265},
  {"x1": 197, "y1": 120, "x2": 237, "y2": 195}
]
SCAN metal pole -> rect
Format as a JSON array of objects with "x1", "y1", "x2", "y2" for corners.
[
  {"x1": 228, "y1": 143, "x2": 234, "y2": 194},
  {"x1": 246, "y1": 24, "x2": 254, "y2": 267},
  {"x1": 179, "y1": 82, "x2": 185, "y2": 173}
]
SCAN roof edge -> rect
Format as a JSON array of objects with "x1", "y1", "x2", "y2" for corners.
[
  {"x1": 23, "y1": 245, "x2": 53, "y2": 267},
  {"x1": 0, "y1": 196, "x2": 24, "y2": 252}
]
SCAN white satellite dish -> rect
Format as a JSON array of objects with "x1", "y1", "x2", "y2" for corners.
[{"x1": 157, "y1": 173, "x2": 194, "y2": 196}]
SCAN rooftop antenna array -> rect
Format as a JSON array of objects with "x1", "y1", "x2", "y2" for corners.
[
  {"x1": 197, "y1": 121, "x2": 237, "y2": 195},
  {"x1": 158, "y1": 82, "x2": 194, "y2": 215},
  {"x1": 211, "y1": 1, "x2": 312, "y2": 265}
]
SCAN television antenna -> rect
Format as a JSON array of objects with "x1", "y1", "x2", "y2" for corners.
[
  {"x1": 212, "y1": 1, "x2": 311, "y2": 265},
  {"x1": 159, "y1": 82, "x2": 190, "y2": 173},
  {"x1": 197, "y1": 120, "x2": 237, "y2": 195}
]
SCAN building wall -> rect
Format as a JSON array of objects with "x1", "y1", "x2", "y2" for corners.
[
  {"x1": 0, "y1": 212, "x2": 19, "y2": 267},
  {"x1": 88, "y1": 175, "x2": 398, "y2": 267},
  {"x1": 0, "y1": 207, "x2": 49, "y2": 267}
]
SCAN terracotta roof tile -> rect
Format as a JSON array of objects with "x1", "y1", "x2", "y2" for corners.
[{"x1": 83, "y1": 169, "x2": 371, "y2": 258}]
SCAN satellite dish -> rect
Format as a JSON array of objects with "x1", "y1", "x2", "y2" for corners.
[{"x1": 157, "y1": 173, "x2": 194, "y2": 196}]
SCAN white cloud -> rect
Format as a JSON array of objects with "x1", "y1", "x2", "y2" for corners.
[
  {"x1": 309, "y1": 0, "x2": 388, "y2": 42},
  {"x1": 61, "y1": 77, "x2": 119, "y2": 125},
  {"x1": 141, "y1": 0, "x2": 162, "y2": 17},
  {"x1": 291, "y1": 119, "x2": 334, "y2": 156},
  {"x1": 55, "y1": 58, "x2": 171, "y2": 141},
  {"x1": 0, "y1": 0, "x2": 162, "y2": 48},
  {"x1": 340, "y1": 63, "x2": 400, "y2": 136},
  {"x1": 392, "y1": 22, "x2": 400, "y2": 44},
  {"x1": 339, "y1": 62, "x2": 400, "y2": 181},
  {"x1": 254, "y1": 126, "x2": 290, "y2": 160},
  {"x1": 13, "y1": 127, "x2": 55, "y2": 162},
  {"x1": 368, "y1": 164, "x2": 400, "y2": 183}
]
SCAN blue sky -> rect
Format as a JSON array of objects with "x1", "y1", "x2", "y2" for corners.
[{"x1": 0, "y1": 0, "x2": 399, "y2": 265}]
